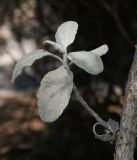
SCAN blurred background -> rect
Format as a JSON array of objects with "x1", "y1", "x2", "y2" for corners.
[{"x1": 0, "y1": 0, "x2": 137, "y2": 160}]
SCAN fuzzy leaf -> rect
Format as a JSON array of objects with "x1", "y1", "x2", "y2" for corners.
[
  {"x1": 91, "y1": 44, "x2": 108, "y2": 56},
  {"x1": 37, "y1": 66, "x2": 73, "y2": 122},
  {"x1": 12, "y1": 49, "x2": 54, "y2": 82},
  {"x1": 43, "y1": 40, "x2": 64, "y2": 53},
  {"x1": 68, "y1": 51, "x2": 103, "y2": 75},
  {"x1": 55, "y1": 21, "x2": 78, "y2": 52}
]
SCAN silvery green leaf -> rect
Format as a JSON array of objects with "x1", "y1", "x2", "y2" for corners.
[
  {"x1": 37, "y1": 66, "x2": 73, "y2": 122},
  {"x1": 55, "y1": 21, "x2": 78, "y2": 52},
  {"x1": 43, "y1": 40, "x2": 64, "y2": 53},
  {"x1": 91, "y1": 44, "x2": 108, "y2": 56},
  {"x1": 12, "y1": 49, "x2": 60, "y2": 82},
  {"x1": 68, "y1": 51, "x2": 103, "y2": 75}
]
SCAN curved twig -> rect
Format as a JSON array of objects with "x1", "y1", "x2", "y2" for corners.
[{"x1": 73, "y1": 83, "x2": 115, "y2": 140}]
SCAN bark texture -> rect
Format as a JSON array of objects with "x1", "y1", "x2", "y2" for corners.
[{"x1": 114, "y1": 47, "x2": 137, "y2": 160}]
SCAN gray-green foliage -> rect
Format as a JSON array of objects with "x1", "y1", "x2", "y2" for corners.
[
  {"x1": 37, "y1": 66, "x2": 73, "y2": 122},
  {"x1": 68, "y1": 51, "x2": 103, "y2": 75},
  {"x1": 11, "y1": 49, "x2": 63, "y2": 82},
  {"x1": 12, "y1": 21, "x2": 108, "y2": 122}
]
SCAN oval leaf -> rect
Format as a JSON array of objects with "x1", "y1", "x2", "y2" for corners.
[
  {"x1": 37, "y1": 66, "x2": 73, "y2": 122},
  {"x1": 68, "y1": 51, "x2": 104, "y2": 75},
  {"x1": 12, "y1": 49, "x2": 58, "y2": 82},
  {"x1": 55, "y1": 21, "x2": 78, "y2": 52},
  {"x1": 91, "y1": 44, "x2": 108, "y2": 56}
]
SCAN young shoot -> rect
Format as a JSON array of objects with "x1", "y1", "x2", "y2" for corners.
[{"x1": 12, "y1": 21, "x2": 117, "y2": 142}]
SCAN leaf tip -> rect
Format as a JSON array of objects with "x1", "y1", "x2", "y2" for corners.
[
  {"x1": 63, "y1": 20, "x2": 78, "y2": 27},
  {"x1": 11, "y1": 70, "x2": 16, "y2": 83},
  {"x1": 91, "y1": 44, "x2": 109, "y2": 56},
  {"x1": 102, "y1": 44, "x2": 109, "y2": 54}
]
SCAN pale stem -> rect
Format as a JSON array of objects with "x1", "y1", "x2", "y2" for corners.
[{"x1": 73, "y1": 83, "x2": 113, "y2": 133}]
